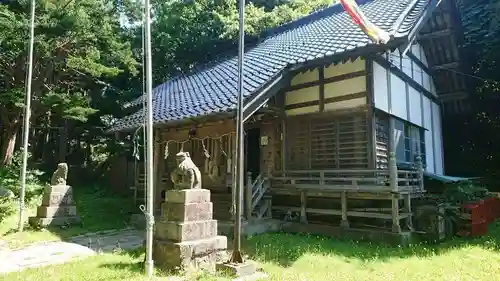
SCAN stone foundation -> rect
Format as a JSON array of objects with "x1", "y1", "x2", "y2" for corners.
[
  {"x1": 153, "y1": 189, "x2": 228, "y2": 272},
  {"x1": 29, "y1": 185, "x2": 80, "y2": 227}
]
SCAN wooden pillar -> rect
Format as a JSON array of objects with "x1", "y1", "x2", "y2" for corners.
[
  {"x1": 300, "y1": 191, "x2": 307, "y2": 223},
  {"x1": 416, "y1": 155, "x2": 425, "y2": 193},
  {"x1": 153, "y1": 130, "x2": 162, "y2": 213},
  {"x1": 388, "y1": 117, "x2": 401, "y2": 233},
  {"x1": 403, "y1": 193, "x2": 412, "y2": 230},
  {"x1": 340, "y1": 191, "x2": 349, "y2": 229},
  {"x1": 388, "y1": 117, "x2": 398, "y2": 192},
  {"x1": 366, "y1": 59, "x2": 377, "y2": 169},
  {"x1": 246, "y1": 172, "x2": 253, "y2": 220},
  {"x1": 266, "y1": 196, "x2": 272, "y2": 218}
]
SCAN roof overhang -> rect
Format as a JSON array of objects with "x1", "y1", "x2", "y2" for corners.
[{"x1": 399, "y1": 0, "x2": 444, "y2": 56}]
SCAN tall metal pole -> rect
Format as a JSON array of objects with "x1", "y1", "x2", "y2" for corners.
[
  {"x1": 230, "y1": 0, "x2": 245, "y2": 263},
  {"x1": 18, "y1": 0, "x2": 36, "y2": 233},
  {"x1": 143, "y1": 0, "x2": 155, "y2": 277}
]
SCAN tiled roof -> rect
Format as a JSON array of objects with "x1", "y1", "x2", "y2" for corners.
[{"x1": 111, "y1": 0, "x2": 436, "y2": 132}]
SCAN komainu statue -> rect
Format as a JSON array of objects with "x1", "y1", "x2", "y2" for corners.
[
  {"x1": 50, "y1": 163, "x2": 68, "y2": 186},
  {"x1": 170, "y1": 152, "x2": 202, "y2": 189}
]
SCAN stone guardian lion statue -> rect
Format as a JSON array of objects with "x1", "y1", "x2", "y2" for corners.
[
  {"x1": 50, "y1": 163, "x2": 68, "y2": 186},
  {"x1": 170, "y1": 152, "x2": 202, "y2": 189}
]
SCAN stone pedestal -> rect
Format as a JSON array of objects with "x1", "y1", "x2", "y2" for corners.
[
  {"x1": 28, "y1": 185, "x2": 80, "y2": 227},
  {"x1": 153, "y1": 189, "x2": 228, "y2": 272}
]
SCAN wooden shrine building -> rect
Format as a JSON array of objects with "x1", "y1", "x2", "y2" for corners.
[{"x1": 111, "y1": 0, "x2": 464, "y2": 239}]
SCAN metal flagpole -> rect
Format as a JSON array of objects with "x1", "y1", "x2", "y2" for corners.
[
  {"x1": 18, "y1": 0, "x2": 36, "y2": 233},
  {"x1": 230, "y1": 0, "x2": 245, "y2": 263},
  {"x1": 143, "y1": 0, "x2": 155, "y2": 276}
]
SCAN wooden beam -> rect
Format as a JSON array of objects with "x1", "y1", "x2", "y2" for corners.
[
  {"x1": 319, "y1": 68, "x2": 325, "y2": 112},
  {"x1": 270, "y1": 188, "x2": 412, "y2": 200},
  {"x1": 300, "y1": 191, "x2": 307, "y2": 224},
  {"x1": 340, "y1": 191, "x2": 349, "y2": 228},
  {"x1": 365, "y1": 59, "x2": 377, "y2": 169},
  {"x1": 404, "y1": 193, "x2": 412, "y2": 229},
  {"x1": 392, "y1": 194, "x2": 402, "y2": 233},
  {"x1": 273, "y1": 206, "x2": 412, "y2": 220},
  {"x1": 284, "y1": 70, "x2": 366, "y2": 92},
  {"x1": 153, "y1": 129, "x2": 162, "y2": 211},
  {"x1": 418, "y1": 28, "x2": 453, "y2": 40},
  {"x1": 246, "y1": 172, "x2": 253, "y2": 220},
  {"x1": 434, "y1": 61, "x2": 460, "y2": 70},
  {"x1": 437, "y1": 91, "x2": 468, "y2": 101},
  {"x1": 407, "y1": 52, "x2": 432, "y2": 76}
]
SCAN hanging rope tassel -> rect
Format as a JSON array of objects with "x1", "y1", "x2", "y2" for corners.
[
  {"x1": 164, "y1": 141, "x2": 169, "y2": 159},
  {"x1": 340, "y1": 0, "x2": 391, "y2": 44}
]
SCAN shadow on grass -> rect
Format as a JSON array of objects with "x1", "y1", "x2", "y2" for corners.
[
  {"x1": 1, "y1": 185, "x2": 137, "y2": 247},
  {"x1": 100, "y1": 260, "x2": 144, "y2": 273},
  {"x1": 95, "y1": 248, "x2": 147, "y2": 276},
  {"x1": 242, "y1": 222, "x2": 500, "y2": 267}
]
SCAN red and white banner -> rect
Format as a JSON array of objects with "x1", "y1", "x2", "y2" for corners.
[{"x1": 340, "y1": 0, "x2": 391, "y2": 44}]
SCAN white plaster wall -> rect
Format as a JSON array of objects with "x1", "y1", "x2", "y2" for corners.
[
  {"x1": 411, "y1": 44, "x2": 421, "y2": 60},
  {"x1": 373, "y1": 62, "x2": 389, "y2": 113},
  {"x1": 412, "y1": 63, "x2": 423, "y2": 85},
  {"x1": 390, "y1": 73, "x2": 408, "y2": 120},
  {"x1": 383, "y1": 43, "x2": 434, "y2": 97},
  {"x1": 402, "y1": 52, "x2": 412, "y2": 78},
  {"x1": 408, "y1": 86, "x2": 422, "y2": 126},
  {"x1": 423, "y1": 70, "x2": 431, "y2": 92},
  {"x1": 372, "y1": 47, "x2": 445, "y2": 174}
]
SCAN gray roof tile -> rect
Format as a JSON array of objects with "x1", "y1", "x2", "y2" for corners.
[{"x1": 112, "y1": 0, "x2": 436, "y2": 132}]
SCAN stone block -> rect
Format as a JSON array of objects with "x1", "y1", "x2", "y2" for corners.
[
  {"x1": 41, "y1": 192, "x2": 74, "y2": 206},
  {"x1": 165, "y1": 189, "x2": 210, "y2": 204},
  {"x1": 44, "y1": 185, "x2": 72, "y2": 194},
  {"x1": 37, "y1": 206, "x2": 77, "y2": 218},
  {"x1": 153, "y1": 236, "x2": 227, "y2": 272},
  {"x1": 28, "y1": 216, "x2": 81, "y2": 227},
  {"x1": 216, "y1": 262, "x2": 256, "y2": 278},
  {"x1": 155, "y1": 220, "x2": 217, "y2": 242},
  {"x1": 163, "y1": 202, "x2": 213, "y2": 222}
]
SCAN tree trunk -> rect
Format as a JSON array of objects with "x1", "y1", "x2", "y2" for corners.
[
  {"x1": 0, "y1": 123, "x2": 19, "y2": 168},
  {"x1": 58, "y1": 120, "x2": 68, "y2": 163}
]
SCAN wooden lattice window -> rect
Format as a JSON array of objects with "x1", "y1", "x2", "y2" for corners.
[
  {"x1": 375, "y1": 114, "x2": 389, "y2": 170},
  {"x1": 285, "y1": 112, "x2": 369, "y2": 170}
]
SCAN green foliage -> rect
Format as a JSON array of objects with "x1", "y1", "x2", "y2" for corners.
[
  {"x1": 0, "y1": 0, "x2": 139, "y2": 166},
  {"x1": 443, "y1": 1, "x2": 500, "y2": 179},
  {"x1": 214, "y1": 0, "x2": 332, "y2": 40},
  {"x1": 0, "y1": 198, "x2": 14, "y2": 224},
  {"x1": 0, "y1": 151, "x2": 44, "y2": 201},
  {"x1": 150, "y1": 0, "x2": 334, "y2": 83},
  {"x1": 415, "y1": 181, "x2": 490, "y2": 242},
  {"x1": 442, "y1": 182, "x2": 489, "y2": 204}
]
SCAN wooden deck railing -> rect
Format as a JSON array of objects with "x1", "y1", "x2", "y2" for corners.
[
  {"x1": 266, "y1": 155, "x2": 425, "y2": 233},
  {"x1": 270, "y1": 169, "x2": 423, "y2": 193},
  {"x1": 270, "y1": 154, "x2": 425, "y2": 195},
  {"x1": 245, "y1": 172, "x2": 271, "y2": 219}
]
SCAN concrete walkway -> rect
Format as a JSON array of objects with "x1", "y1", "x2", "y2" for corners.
[{"x1": 0, "y1": 228, "x2": 144, "y2": 274}]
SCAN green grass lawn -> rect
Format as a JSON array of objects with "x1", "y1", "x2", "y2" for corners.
[
  {"x1": 2, "y1": 222, "x2": 500, "y2": 281},
  {"x1": 3, "y1": 186, "x2": 500, "y2": 280},
  {"x1": 0, "y1": 185, "x2": 135, "y2": 248}
]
